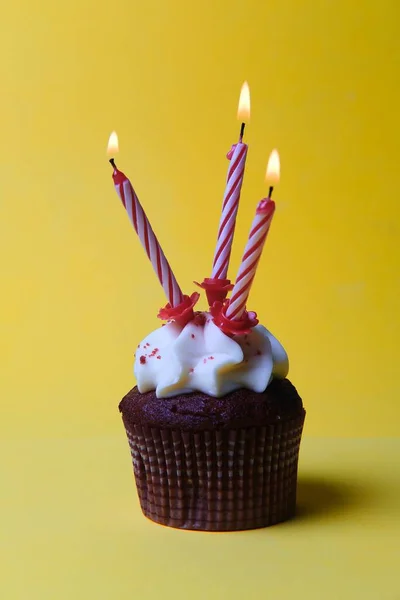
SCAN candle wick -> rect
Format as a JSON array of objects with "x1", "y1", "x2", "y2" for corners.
[
  {"x1": 268, "y1": 186, "x2": 274, "y2": 199},
  {"x1": 109, "y1": 158, "x2": 117, "y2": 170},
  {"x1": 239, "y1": 122, "x2": 245, "y2": 143}
]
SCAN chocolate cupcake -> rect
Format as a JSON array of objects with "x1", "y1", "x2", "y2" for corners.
[
  {"x1": 108, "y1": 125, "x2": 305, "y2": 530},
  {"x1": 119, "y1": 313, "x2": 305, "y2": 531}
]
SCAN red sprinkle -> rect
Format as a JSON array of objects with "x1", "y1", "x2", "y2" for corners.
[
  {"x1": 139, "y1": 356, "x2": 146, "y2": 364},
  {"x1": 193, "y1": 312, "x2": 206, "y2": 326},
  {"x1": 191, "y1": 334, "x2": 195, "y2": 339},
  {"x1": 209, "y1": 356, "x2": 214, "y2": 360},
  {"x1": 157, "y1": 355, "x2": 161, "y2": 359},
  {"x1": 203, "y1": 358, "x2": 207, "y2": 364},
  {"x1": 189, "y1": 368, "x2": 194, "y2": 373}
]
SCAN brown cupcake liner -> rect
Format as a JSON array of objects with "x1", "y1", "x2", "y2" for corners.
[{"x1": 123, "y1": 415, "x2": 305, "y2": 531}]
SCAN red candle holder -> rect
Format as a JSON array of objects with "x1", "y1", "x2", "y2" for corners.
[
  {"x1": 195, "y1": 277, "x2": 233, "y2": 306},
  {"x1": 210, "y1": 300, "x2": 258, "y2": 336},
  {"x1": 158, "y1": 292, "x2": 200, "y2": 327}
]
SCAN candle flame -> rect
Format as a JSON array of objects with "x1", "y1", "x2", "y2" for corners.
[
  {"x1": 107, "y1": 131, "x2": 119, "y2": 155},
  {"x1": 266, "y1": 149, "x2": 280, "y2": 183},
  {"x1": 237, "y1": 81, "x2": 250, "y2": 122}
]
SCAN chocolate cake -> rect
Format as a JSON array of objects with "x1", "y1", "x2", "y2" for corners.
[
  {"x1": 120, "y1": 379, "x2": 304, "y2": 431},
  {"x1": 120, "y1": 379, "x2": 305, "y2": 531}
]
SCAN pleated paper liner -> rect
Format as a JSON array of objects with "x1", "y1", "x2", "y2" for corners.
[{"x1": 124, "y1": 414, "x2": 305, "y2": 531}]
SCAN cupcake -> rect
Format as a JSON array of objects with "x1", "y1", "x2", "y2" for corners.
[
  {"x1": 107, "y1": 123, "x2": 305, "y2": 531},
  {"x1": 119, "y1": 311, "x2": 305, "y2": 531}
]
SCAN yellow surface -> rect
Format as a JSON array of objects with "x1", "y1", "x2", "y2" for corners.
[
  {"x1": 1, "y1": 437, "x2": 399, "y2": 598},
  {"x1": 2, "y1": 4, "x2": 399, "y2": 596},
  {"x1": 1, "y1": 1, "x2": 400, "y2": 438}
]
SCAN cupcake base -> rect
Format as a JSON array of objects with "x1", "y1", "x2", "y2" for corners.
[{"x1": 123, "y1": 415, "x2": 305, "y2": 531}]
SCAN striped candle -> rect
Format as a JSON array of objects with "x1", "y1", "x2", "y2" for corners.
[
  {"x1": 211, "y1": 141, "x2": 248, "y2": 280},
  {"x1": 111, "y1": 164, "x2": 184, "y2": 307},
  {"x1": 226, "y1": 197, "x2": 275, "y2": 320},
  {"x1": 210, "y1": 82, "x2": 250, "y2": 281}
]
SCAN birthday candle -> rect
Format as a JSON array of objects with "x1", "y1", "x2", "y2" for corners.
[
  {"x1": 211, "y1": 82, "x2": 250, "y2": 281},
  {"x1": 107, "y1": 132, "x2": 183, "y2": 307},
  {"x1": 226, "y1": 150, "x2": 280, "y2": 319}
]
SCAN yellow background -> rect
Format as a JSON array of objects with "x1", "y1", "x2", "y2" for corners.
[
  {"x1": 2, "y1": 0, "x2": 399, "y2": 439},
  {"x1": 1, "y1": 2, "x2": 400, "y2": 597}
]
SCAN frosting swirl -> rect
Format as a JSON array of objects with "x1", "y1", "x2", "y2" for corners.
[{"x1": 134, "y1": 312, "x2": 288, "y2": 398}]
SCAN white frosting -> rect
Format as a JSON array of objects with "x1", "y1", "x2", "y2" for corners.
[{"x1": 134, "y1": 312, "x2": 288, "y2": 398}]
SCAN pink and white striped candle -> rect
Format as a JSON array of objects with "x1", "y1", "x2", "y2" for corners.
[
  {"x1": 211, "y1": 141, "x2": 248, "y2": 280},
  {"x1": 225, "y1": 198, "x2": 275, "y2": 319},
  {"x1": 210, "y1": 82, "x2": 250, "y2": 281},
  {"x1": 112, "y1": 167, "x2": 183, "y2": 307},
  {"x1": 107, "y1": 134, "x2": 183, "y2": 307},
  {"x1": 226, "y1": 150, "x2": 280, "y2": 320}
]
